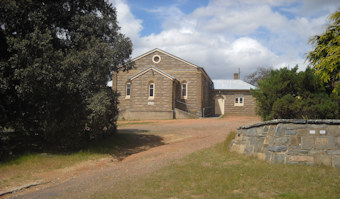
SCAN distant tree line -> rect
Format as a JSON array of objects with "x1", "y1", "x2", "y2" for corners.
[
  {"x1": 249, "y1": 10, "x2": 340, "y2": 121},
  {"x1": 0, "y1": 0, "x2": 132, "y2": 160}
]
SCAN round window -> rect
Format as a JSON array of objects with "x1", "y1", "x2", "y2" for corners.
[{"x1": 152, "y1": 55, "x2": 161, "y2": 63}]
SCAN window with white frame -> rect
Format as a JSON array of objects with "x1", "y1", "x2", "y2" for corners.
[
  {"x1": 234, "y1": 95, "x2": 244, "y2": 106},
  {"x1": 152, "y1": 55, "x2": 161, "y2": 63},
  {"x1": 181, "y1": 82, "x2": 187, "y2": 99},
  {"x1": 149, "y1": 82, "x2": 155, "y2": 99},
  {"x1": 125, "y1": 82, "x2": 131, "y2": 99}
]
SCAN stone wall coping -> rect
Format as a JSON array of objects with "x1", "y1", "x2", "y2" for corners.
[{"x1": 238, "y1": 119, "x2": 340, "y2": 130}]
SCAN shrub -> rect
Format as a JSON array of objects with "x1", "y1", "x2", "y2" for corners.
[{"x1": 251, "y1": 66, "x2": 339, "y2": 120}]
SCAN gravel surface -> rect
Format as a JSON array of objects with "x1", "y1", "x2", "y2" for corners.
[{"x1": 8, "y1": 116, "x2": 260, "y2": 199}]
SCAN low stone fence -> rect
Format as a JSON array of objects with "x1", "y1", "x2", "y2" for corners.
[{"x1": 231, "y1": 119, "x2": 340, "y2": 168}]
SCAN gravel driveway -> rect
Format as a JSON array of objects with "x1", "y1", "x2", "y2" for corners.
[{"x1": 9, "y1": 116, "x2": 260, "y2": 199}]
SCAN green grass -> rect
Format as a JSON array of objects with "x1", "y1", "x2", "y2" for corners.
[
  {"x1": 93, "y1": 136, "x2": 340, "y2": 199},
  {"x1": 0, "y1": 130, "x2": 163, "y2": 188},
  {"x1": 1, "y1": 151, "x2": 103, "y2": 185}
]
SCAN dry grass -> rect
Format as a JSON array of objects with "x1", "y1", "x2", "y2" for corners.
[
  {"x1": 92, "y1": 136, "x2": 340, "y2": 199},
  {"x1": 0, "y1": 151, "x2": 105, "y2": 187},
  {"x1": 0, "y1": 128, "x2": 163, "y2": 189}
]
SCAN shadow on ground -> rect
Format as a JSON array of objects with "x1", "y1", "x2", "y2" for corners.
[
  {"x1": 86, "y1": 129, "x2": 165, "y2": 161},
  {"x1": 1, "y1": 129, "x2": 164, "y2": 165}
]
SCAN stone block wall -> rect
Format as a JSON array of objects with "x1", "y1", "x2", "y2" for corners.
[
  {"x1": 212, "y1": 90, "x2": 256, "y2": 116},
  {"x1": 231, "y1": 119, "x2": 340, "y2": 168},
  {"x1": 113, "y1": 50, "x2": 212, "y2": 120}
]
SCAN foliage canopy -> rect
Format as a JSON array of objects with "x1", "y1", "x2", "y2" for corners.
[
  {"x1": 307, "y1": 10, "x2": 340, "y2": 93},
  {"x1": 251, "y1": 66, "x2": 339, "y2": 120},
  {"x1": 0, "y1": 0, "x2": 132, "y2": 157}
]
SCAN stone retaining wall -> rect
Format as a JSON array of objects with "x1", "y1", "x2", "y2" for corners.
[{"x1": 231, "y1": 119, "x2": 340, "y2": 168}]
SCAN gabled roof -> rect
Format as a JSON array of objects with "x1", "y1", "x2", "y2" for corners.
[
  {"x1": 213, "y1": 79, "x2": 256, "y2": 90},
  {"x1": 129, "y1": 66, "x2": 176, "y2": 81},
  {"x1": 132, "y1": 48, "x2": 199, "y2": 69}
]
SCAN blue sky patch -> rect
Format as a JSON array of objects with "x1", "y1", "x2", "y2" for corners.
[{"x1": 115, "y1": 0, "x2": 337, "y2": 79}]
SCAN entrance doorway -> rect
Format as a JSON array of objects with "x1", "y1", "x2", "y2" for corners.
[{"x1": 215, "y1": 96, "x2": 224, "y2": 115}]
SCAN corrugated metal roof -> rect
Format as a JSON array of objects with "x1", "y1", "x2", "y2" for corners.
[{"x1": 213, "y1": 79, "x2": 256, "y2": 90}]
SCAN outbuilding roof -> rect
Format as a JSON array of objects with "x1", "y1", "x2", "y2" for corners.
[{"x1": 213, "y1": 79, "x2": 256, "y2": 90}]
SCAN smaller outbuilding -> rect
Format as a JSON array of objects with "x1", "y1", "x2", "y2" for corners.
[{"x1": 212, "y1": 73, "x2": 256, "y2": 116}]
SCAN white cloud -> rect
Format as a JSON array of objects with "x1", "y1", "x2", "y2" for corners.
[
  {"x1": 225, "y1": 38, "x2": 277, "y2": 67},
  {"x1": 300, "y1": 0, "x2": 339, "y2": 17},
  {"x1": 110, "y1": 0, "x2": 142, "y2": 41},
  {"x1": 112, "y1": 0, "x2": 336, "y2": 79}
]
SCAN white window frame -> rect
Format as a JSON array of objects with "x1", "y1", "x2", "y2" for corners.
[
  {"x1": 125, "y1": 82, "x2": 131, "y2": 99},
  {"x1": 234, "y1": 95, "x2": 244, "y2": 106},
  {"x1": 181, "y1": 82, "x2": 188, "y2": 99},
  {"x1": 152, "y1": 55, "x2": 161, "y2": 63},
  {"x1": 148, "y1": 82, "x2": 155, "y2": 100}
]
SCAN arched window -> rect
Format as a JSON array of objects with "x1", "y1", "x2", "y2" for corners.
[
  {"x1": 149, "y1": 82, "x2": 155, "y2": 99},
  {"x1": 181, "y1": 82, "x2": 187, "y2": 99},
  {"x1": 125, "y1": 82, "x2": 131, "y2": 99}
]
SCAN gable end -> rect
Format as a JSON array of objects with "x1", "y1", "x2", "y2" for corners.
[
  {"x1": 129, "y1": 66, "x2": 176, "y2": 81},
  {"x1": 132, "y1": 48, "x2": 199, "y2": 69}
]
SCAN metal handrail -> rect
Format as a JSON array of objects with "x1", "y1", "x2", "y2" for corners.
[{"x1": 175, "y1": 100, "x2": 202, "y2": 117}]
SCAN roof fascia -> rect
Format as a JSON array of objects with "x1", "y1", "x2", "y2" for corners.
[
  {"x1": 198, "y1": 67, "x2": 213, "y2": 83},
  {"x1": 129, "y1": 66, "x2": 175, "y2": 81}
]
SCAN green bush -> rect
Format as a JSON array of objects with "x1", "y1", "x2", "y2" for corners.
[
  {"x1": 251, "y1": 66, "x2": 339, "y2": 120},
  {"x1": 272, "y1": 94, "x2": 300, "y2": 119}
]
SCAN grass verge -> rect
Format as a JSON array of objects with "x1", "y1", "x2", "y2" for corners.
[
  {"x1": 93, "y1": 134, "x2": 340, "y2": 199},
  {"x1": 0, "y1": 129, "x2": 163, "y2": 189}
]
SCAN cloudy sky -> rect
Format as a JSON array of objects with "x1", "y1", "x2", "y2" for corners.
[{"x1": 110, "y1": 0, "x2": 338, "y2": 80}]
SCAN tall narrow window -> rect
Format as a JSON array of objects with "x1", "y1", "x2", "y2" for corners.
[
  {"x1": 126, "y1": 82, "x2": 131, "y2": 99},
  {"x1": 149, "y1": 83, "x2": 155, "y2": 99},
  {"x1": 181, "y1": 82, "x2": 187, "y2": 99}
]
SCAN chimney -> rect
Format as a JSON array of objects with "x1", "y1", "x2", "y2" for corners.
[{"x1": 234, "y1": 73, "x2": 239, "y2": 80}]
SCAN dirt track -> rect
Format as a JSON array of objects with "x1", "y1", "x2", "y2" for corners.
[{"x1": 9, "y1": 116, "x2": 260, "y2": 198}]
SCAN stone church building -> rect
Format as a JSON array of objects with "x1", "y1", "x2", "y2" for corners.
[{"x1": 112, "y1": 49, "x2": 256, "y2": 120}]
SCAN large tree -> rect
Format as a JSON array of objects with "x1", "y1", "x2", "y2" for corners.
[
  {"x1": 0, "y1": 0, "x2": 132, "y2": 153},
  {"x1": 307, "y1": 10, "x2": 340, "y2": 94}
]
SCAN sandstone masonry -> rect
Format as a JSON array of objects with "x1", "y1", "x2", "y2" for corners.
[
  {"x1": 231, "y1": 119, "x2": 340, "y2": 168},
  {"x1": 112, "y1": 49, "x2": 256, "y2": 120}
]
